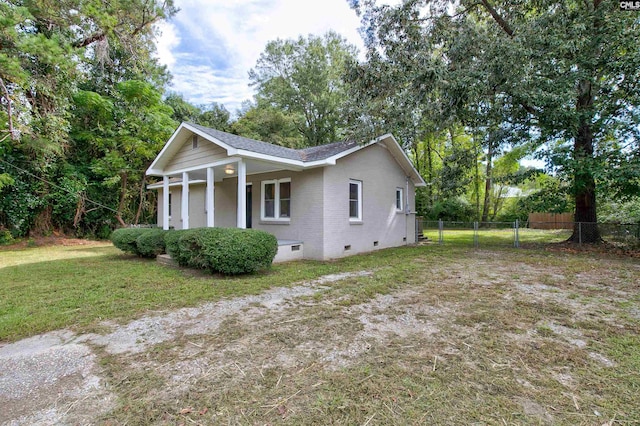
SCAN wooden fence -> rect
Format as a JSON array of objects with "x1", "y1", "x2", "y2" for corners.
[{"x1": 528, "y1": 212, "x2": 574, "y2": 229}]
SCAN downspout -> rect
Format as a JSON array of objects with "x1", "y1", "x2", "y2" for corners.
[{"x1": 405, "y1": 176, "x2": 410, "y2": 245}]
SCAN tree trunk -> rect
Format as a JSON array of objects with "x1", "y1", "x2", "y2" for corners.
[
  {"x1": 481, "y1": 140, "x2": 493, "y2": 223},
  {"x1": 426, "y1": 136, "x2": 433, "y2": 206},
  {"x1": 490, "y1": 185, "x2": 504, "y2": 221},
  {"x1": 473, "y1": 130, "x2": 481, "y2": 221},
  {"x1": 134, "y1": 175, "x2": 146, "y2": 225},
  {"x1": 116, "y1": 172, "x2": 128, "y2": 227},
  {"x1": 570, "y1": 80, "x2": 600, "y2": 243}
]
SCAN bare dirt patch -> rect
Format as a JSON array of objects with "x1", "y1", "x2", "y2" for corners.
[
  {"x1": 0, "y1": 331, "x2": 115, "y2": 425},
  {"x1": 0, "y1": 235, "x2": 105, "y2": 251}
]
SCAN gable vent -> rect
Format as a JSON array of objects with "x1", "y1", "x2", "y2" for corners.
[{"x1": 192, "y1": 134, "x2": 199, "y2": 149}]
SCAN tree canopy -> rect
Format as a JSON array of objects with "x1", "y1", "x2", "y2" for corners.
[
  {"x1": 249, "y1": 31, "x2": 358, "y2": 146},
  {"x1": 348, "y1": 0, "x2": 640, "y2": 241},
  {"x1": 1, "y1": 1, "x2": 638, "y2": 240},
  {"x1": 0, "y1": 0, "x2": 177, "y2": 237}
]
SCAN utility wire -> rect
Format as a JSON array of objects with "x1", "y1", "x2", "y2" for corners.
[{"x1": 0, "y1": 157, "x2": 120, "y2": 215}]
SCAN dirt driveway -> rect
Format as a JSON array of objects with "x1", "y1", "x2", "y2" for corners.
[
  {"x1": 1, "y1": 250, "x2": 639, "y2": 425},
  {"x1": 0, "y1": 271, "x2": 371, "y2": 425}
]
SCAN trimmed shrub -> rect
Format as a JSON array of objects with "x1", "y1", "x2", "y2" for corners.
[
  {"x1": 176, "y1": 228, "x2": 214, "y2": 269},
  {"x1": 201, "y1": 228, "x2": 278, "y2": 275},
  {"x1": 136, "y1": 228, "x2": 167, "y2": 258},
  {"x1": 166, "y1": 227, "x2": 278, "y2": 275},
  {"x1": 164, "y1": 229, "x2": 195, "y2": 266},
  {"x1": 111, "y1": 228, "x2": 147, "y2": 255},
  {"x1": 111, "y1": 228, "x2": 164, "y2": 257}
]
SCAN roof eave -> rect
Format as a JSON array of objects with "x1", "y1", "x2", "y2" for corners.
[
  {"x1": 147, "y1": 124, "x2": 425, "y2": 186},
  {"x1": 234, "y1": 149, "x2": 305, "y2": 170}
]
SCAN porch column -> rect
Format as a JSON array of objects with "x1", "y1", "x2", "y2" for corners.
[
  {"x1": 206, "y1": 167, "x2": 215, "y2": 227},
  {"x1": 181, "y1": 171, "x2": 189, "y2": 229},
  {"x1": 236, "y1": 159, "x2": 246, "y2": 228},
  {"x1": 162, "y1": 175, "x2": 170, "y2": 230}
]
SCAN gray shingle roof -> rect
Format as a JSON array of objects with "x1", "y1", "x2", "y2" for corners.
[
  {"x1": 299, "y1": 140, "x2": 359, "y2": 161},
  {"x1": 188, "y1": 122, "x2": 357, "y2": 162}
]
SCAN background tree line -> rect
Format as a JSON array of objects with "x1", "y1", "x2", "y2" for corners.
[{"x1": 1, "y1": 0, "x2": 638, "y2": 242}]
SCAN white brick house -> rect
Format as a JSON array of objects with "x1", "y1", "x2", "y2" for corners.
[{"x1": 146, "y1": 122, "x2": 425, "y2": 260}]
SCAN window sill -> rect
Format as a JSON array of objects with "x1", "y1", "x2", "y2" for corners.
[
  {"x1": 259, "y1": 220, "x2": 290, "y2": 225},
  {"x1": 349, "y1": 220, "x2": 363, "y2": 225}
]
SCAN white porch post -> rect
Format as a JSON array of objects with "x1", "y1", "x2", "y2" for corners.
[
  {"x1": 236, "y1": 159, "x2": 246, "y2": 229},
  {"x1": 162, "y1": 175, "x2": 170, "y2": 230},
  {"x1": 181, "y1": 171, "x2": 189, "y2": 229},
  {"x1": 206, "y1": 167, "x2": 215, "y2": 227}
]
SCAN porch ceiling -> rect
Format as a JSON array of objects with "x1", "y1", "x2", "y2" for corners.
[{"x1": 172, "y1": 159, "x2": 293, "y2": 182}]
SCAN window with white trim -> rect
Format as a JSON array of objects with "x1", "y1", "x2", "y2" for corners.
[
  {"x1": 349, "y1": 180, "x2": 362, "y2": 222},
  {"x1": 396, "y1": 188, "x2": 404, "y2": 211},
  {"x1": 261, "y1": 178, "x2": 291, "y2": 220}
]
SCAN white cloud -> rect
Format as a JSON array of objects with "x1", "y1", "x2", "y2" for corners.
[
  {"x1": 154, "y1": 21, "x2": 179, "y2": 68},
  {"x1": 155, "y1": 0, "x2": 365, "y2": 113}
]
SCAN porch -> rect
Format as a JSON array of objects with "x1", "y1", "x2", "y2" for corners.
[
  {"x1": 148, "y1": 155, "x2": 301, "y2": 231},
  {"x1": 148, "y1": 158, "x2": 251, "y2": 231}
]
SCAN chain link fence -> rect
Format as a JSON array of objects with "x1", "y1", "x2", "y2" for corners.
[{"x1": 416, "y1": 218, "x2": 640, "y2": 249}]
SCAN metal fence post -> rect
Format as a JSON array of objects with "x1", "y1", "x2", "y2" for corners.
[
  {"x1": 578, "y1": 222, "x2": 582, "y2": 245},
  {"x1": 438, "y1": 219, "x2": 443, "y2": 244},
  {"x1": 474, "y1": 221, "x2": 479, "y2": 248},
  {"x1": 514, "y1": 219, "x2": 520, "y2": 248}
]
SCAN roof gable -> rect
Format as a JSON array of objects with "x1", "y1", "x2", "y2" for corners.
[{"x1": 146, "y1": 122, "x2": 425, "y2": 186}]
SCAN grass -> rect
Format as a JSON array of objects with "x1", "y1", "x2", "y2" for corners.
[
  {"x1": 0, "y1": 241, "x2": 428, "y2": 342},
  {"x1": 94, "y1": 244, "x2": 639, "y2": 425},
  {"x1": 423, "y1": 227, "x2": 573, "y2": 246},
  {"x1": 2, "y1": 239, "x2": 640, "y2": 424}
]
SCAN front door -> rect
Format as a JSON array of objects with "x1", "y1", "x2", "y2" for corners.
[{"x1": 246, "y1": 184, "x2": 252, "y2": 228}]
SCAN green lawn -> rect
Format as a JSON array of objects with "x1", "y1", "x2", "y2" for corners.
[{"x1": 0, "y1": 241, "x2": 421, "y2": 342}]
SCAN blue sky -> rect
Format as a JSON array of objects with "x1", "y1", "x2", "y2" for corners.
[{"x1": 155, "y1": 0, "x2": 368, "y2": 114}]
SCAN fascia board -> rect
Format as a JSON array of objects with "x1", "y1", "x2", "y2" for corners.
[
  {"x1": 321, "y1": 140, "x2": 377, "y2": 165},
  {"x1": 147, "y1": 180, "x2": 206, "y2": 189},
  {"x1": 379, "y1": 134, "x2": 427, "y2": 187},
  {"x1": 235, "y1": 149, "x2": 305, "y2": 170},
  {"x1": 146, "y1": 168, "x2": 165, "y2": 176},
  {"x1": 161, "y1": 157, "x2": 241, "y2": 176},
  {"x1": 146, "y1": 124, "x2": 185, "y2": 175}
]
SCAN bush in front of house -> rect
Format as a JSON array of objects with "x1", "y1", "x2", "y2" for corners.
[
  {"x1": 176, "y1": 228, "x2": 216, "y2": 269},
  {"x1": 136, "y1": 228, "x2": 167, "y2": 257},
  {"x1": 111, "y1": 227, "x2": 167, "y2": 257},
  {"x1": 111, "y1": 228, "x2": 147, "y2": 255},
  {"x1": 168, "y1": 227, "x2": 278, "y2": 275},
  {"x1": 164, "y1": 229, "x2": 187, "y2": 263},
  {"x1": 200, "y1": 228, "x2": 278, "y2": 275}
]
